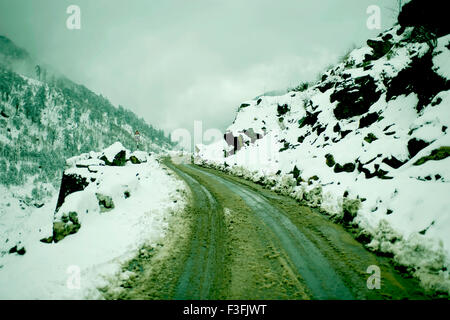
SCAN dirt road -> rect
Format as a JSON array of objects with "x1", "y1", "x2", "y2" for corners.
[{"x1": 104, "y1": 160, "x2": 429, "y2": 300}]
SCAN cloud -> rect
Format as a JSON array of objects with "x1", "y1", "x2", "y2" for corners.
[{"x1": 0, "y1": 0, "x2": 397, "y2": 136}]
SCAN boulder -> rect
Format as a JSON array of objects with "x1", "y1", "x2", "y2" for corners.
[
  {"x1": 385, "y1": 51, "x2": 450, "y2": 112},
  {"x1": 413, "y1": 146, "x2": 450, "y2": 166},
  {"x1": 96, "y1": 193, "x2": 115, "y2": 212},
  {"x1": 277, "y1": 104, "x2": 290, "y2": 116},
  {"x1": 325, "y1": 154, "x2": 335, "y2": 167},
  {"x1": 331, "y1": 75, "x2": 381, "y2": 120},
  {"x1": 342, "y1": 198, "x2": 361, "y2": 224},
  {"x1": 366, "y1": 39, "x2": 392, "y2": 60},
  {"x1": 407, "y1": 138, "x2": 430, "y2": 158},
  {"x1": 398, "y1": 0, "x2": 450, "y2": 37},
  {"x1": 52, "y1": 212, "x2": 81, "y2": 243},
  {"x1": 364, "y1": 133, "x2": 378, "y2": 144},
  {"x1": 298, "y1": 111, "x2": 320, "y2": 128},
  {"x1": 359, "y1": 112, "x2": 380, "y2": 128},
  {"x1": 55, "y1": 173, "x2": 89, "y2": 212},
  {"x1": 129, "y1": 151, "x2": 148, "y2": 164},
  {"x1": 129, "y1": 155, "x2": 141, "y2": 164},
  {"x1": 100, "y1": 142, "x2": 128, "y2": 166},
  {"x1": 334, "y1": 162, "x2": 356, "y2": 173}
]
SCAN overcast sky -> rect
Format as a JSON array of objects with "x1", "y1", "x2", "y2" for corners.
[{"x1": 0, "y1": 0, "x2": 398, "y2": 135}]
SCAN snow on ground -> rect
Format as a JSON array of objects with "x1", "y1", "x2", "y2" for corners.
[
  {"x1": 195, "y1": 26, "x2": 450, "y2": 294},
  {"x1": 0, "y1": 143, "x2": 186, "y2": 299}
]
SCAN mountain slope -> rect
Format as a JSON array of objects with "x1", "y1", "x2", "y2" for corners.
[
  {"x1": 0, "y1": 36, "x2": 175, "y2": 264},
  {"x1": 195, "y1": 12, "x2": 450, "y2": 294},
  {"x1": 0, "y1": 36, "x2": 173, "y2": 204}
]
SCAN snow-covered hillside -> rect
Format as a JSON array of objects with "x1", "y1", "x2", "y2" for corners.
[
  {"x1": 0, "y1": 36, "x2": 173, "y2": 206},
  {"x1": 195, "y1": 23, "x2": 450, "y2": 294},
  {"x1": 0, "y1": 142, "x2": 186, "y2": 299},
  {"x1": 0, "y1": 36, "x2": 176, "y2": 270}
]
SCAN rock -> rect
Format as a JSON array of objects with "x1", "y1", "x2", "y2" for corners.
[
  {"x1": 129, "y1": 151, "x2": 148, "y2": 164},
  {"x1": 357, "y1": 161, "x2": 392, "y2": 180},
  {"x1": 308, "y1": 175, "x2": 319, "y2": 185},
  {"x1": 385, "y1": 51, "x2": 450, "y2": 112},
  {"x1": 277, "y1": 104, "x2": 290, "y2": 116},
  {"x1": 100, "y1": 150, "x2": 126, "y2": 166},
  {"x1": 34, "y1": 202, "x2": 44, "y2": 208},
  {"x1": 407, "y1": 138, "x2": 430, "y2": 158},
  {"x1": 52, "y1": 212, "x2": 81, "y2": 243},
  {"x1": 75, "y1": 159, "x2": 105, "y2": 168},
  {"x1": 298, "y1": 111, "x2": 321, "y2": 128},
  {"x1": 331, "y1": 75, "x2": 382, "y2": 120},
  {"x1": 366, "y1": 39, "x2": 392, "y2": 60},
  {"x1": 69, "y1": 211, "x2": 79, "y2": 225},
  {"x1": 382, "y1": 156, "x2": 407, "y2": 169},
  {"x1": 129, "y1": 155, "x2": 141, "y2": 164},
  {"x1": 100, "y1": 142, "x2": 128, "y2": 166},
  {"x1": 398, "y1": 0, "x2": 450, "y2": 37},
  {"x1": 313, "y1": 124, "x2": 327, "y2": 136},
  {"x1": 317, "y1": 81, "x2": 335, "y2": 93},
  {"x1": 359, "y1": 112, "x2": 380, "y2": 128},
  {"x1": 52, "y1": 222, "x2": 67, "y2": 243},
  {"x1": 8, "y1": 246, "x2": 17, "y2": 254},
  {"x1": 334, "y1": 162, "x2": 355, "y2": 173},
  {"x1": 333, "y1": 123, "x2": 341, "y2": 133},
  {"x1": 325, "y1": 154, "x2": 335, "y2": 167},
  {"x1": 96, "y1": 193, "x2": 115, "y2": 212},
  {"x1": 382, "y1": 33, "x2": 393, "y2": 42},
  {"x1": 414, "y1": 146, "x2": 450, "y2": 166},
  {"x1": 364, "y1": 133, "x2": 378, "y2": 143},
  {"x1": 291, "y1": 166, "x2": 301, "y2": 180},
  {"x1": 55, "y1": 173, "x2": 89, "y2": 212},
  {"x1": 239, "y1": 103, "x2": 250, "y2": 110},
  {"x1": 342, "y1": 198, "x2": 361, "y2": 224},
  {"x1": 40, "y1": 236, "x2": 53, "y2": 244},
  {"x1": 17, "y1": 247, "x2": 26, "y2": 255}
]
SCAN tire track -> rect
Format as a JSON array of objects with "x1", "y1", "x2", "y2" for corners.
[
  {"x1": 186, "y1": 164, "x2": 354, "y2": 299},
  {"x1": 167, "y1": 164, "x2": 226, "y2": 299}
]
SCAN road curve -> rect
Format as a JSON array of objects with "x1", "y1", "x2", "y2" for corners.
[
  {"x1": 105, "y1": 160, "x2": 430, "y2": 300},
  {"x1": 185, "y1": 164, "x2": 353, "y2": 299}
]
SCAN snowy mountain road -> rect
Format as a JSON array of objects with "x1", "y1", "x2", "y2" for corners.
[{"x1": 105, "y1": 160, "x2": 429, "y2": 300}]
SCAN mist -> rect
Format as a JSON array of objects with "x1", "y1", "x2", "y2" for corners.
[{"x1": 0, "y1": 0, "x2": 398, "y2": 136}]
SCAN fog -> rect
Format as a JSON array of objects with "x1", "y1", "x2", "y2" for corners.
[{"x1": 0, "y1": 0, "x2": 398, "y2": 135}]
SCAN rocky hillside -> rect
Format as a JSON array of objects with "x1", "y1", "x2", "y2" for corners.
[
  {"x1": 0, "y1": 36, "x2": 173, "y2": 206},
  {"x1": 195, "y1": 3, "x2": 450, "y2": 295}
]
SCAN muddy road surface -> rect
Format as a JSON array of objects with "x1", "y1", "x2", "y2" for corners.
[{"x1": 103, "y1": 160, "x2": 429, "y2": 300}]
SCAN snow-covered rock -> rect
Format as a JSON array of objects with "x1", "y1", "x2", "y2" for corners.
[
  {"x1": 51, "y1": 143, "x2": 161, "y2": 243},
  {"x1": 0, "y1": 142, "x2": 187, "y2": 299}
]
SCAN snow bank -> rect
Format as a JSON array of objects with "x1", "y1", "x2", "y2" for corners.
[{"x1": 0, "y1": 143, "x2": 187, "y2": 299}]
